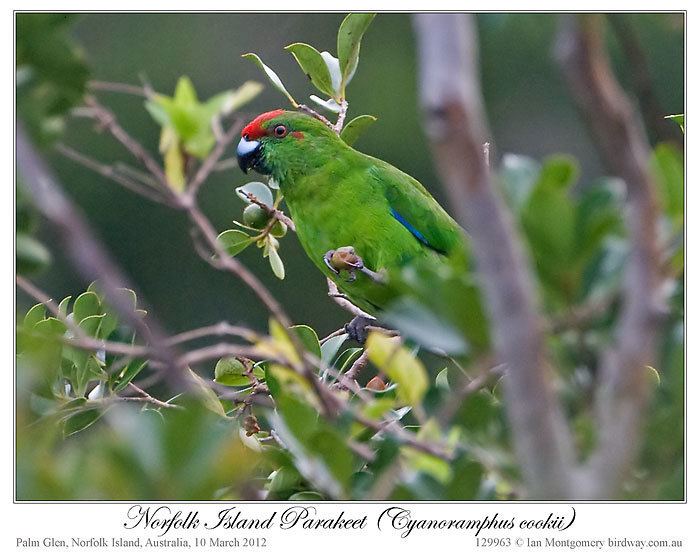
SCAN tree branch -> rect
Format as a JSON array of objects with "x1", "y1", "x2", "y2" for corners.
[
  {"x1": 556, "y1": 14, "x2": 665, "y2": 499},
  {"x1": 414, "y1": 13, "x2": 577, "y2": 498}
]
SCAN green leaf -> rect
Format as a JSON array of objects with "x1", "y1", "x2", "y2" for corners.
[
  {"x1": 16, "y1": 14, "x2": 90, "y2": 145},
  {"x1": 68, "y1": 314, "x2": 105, "y2": 395},
  {"x1": 57, "y1": 296, "x2": 71, "y2": 318},
  {"x1": 264, "y1": 363, "x2": 283, "y2": 400},
  {"x1": 309, "y1": 95, "x2": 342, "y2": 114},
  {"x1": 16, "y1": 233, "x2": 51, "y2": 275},
  {"x1": 360, "y1": 397, "x2": 397, "y2": 421},
  {"x1": 320, "y1": 51, "x2": 342, "y2": 95},
  {"x1": 23, "y1": 302, "x2": 47, "y2": 329},
  {"x1": 214, "y1": 357, "x2": 264, "y2": 387},
  {"x1": 17, "y1": 316, "x2": 66, "y2": 377},
  {"x1": 447, "y1": 457, "x2": 483, "y2": 499},
  {"x1": 63, "y1": 406, "x2": 108, "y2": 437},
  {"x1": 73, "y1": 291, "x2": 101, "y2": 323},
  {"x1": 267, "y1": 466, "x2": 302, "y2": 499},
  {"x1": 174, "y1": 76, "x2": 198, "y2": 104},
  {"x1": 96, "y1": 288, "x2": 135, "y2": 341},
  {"x1": 573, "y1": 177, "x2": 624, "y2": 265},
  {"x1": 381, "y1": 297, "x2": 467, "y2": 355},
  {"x1": 435, "y1": 368, "x2": 449, "y2": 391},
  {"x1": 289, "y1": 325, "x2": 321, "y2": 360},
  {"x1": 499, "y1": 153, "x2": 540, "y2": 213},
  {"x1": 145, "y1": 76, "x2": 250, "y2": 160},
  {"x1": 581, "y1": 237, "x2": 628, "y2": 300},
  {"x1": 77, "y1": 314, "x2": 104, "y2": 338},
  {"x1": 268, "y1": 242, "x2": 285, "y2": 280},
  {"x1": 664, "y1": 114, "x2": 684, "y2": 133},
  {"x1": 217, "y1": 229, "x2": 253, "y2": 257},
  {"x1": 188, "y1": 369, "x2": 227, "y2": 417},
  {"x1": 113, "y1": 358, "x2": 148, "y2": 391},
  {"x1": 34, "y1": 317, "x2": 67, "y2": 337},
  {"x1": 401, "y1": 419, "x2": 451, "y2": 483},
  {"x1": 161, "y1": 127, "x2": 186, "y2": 192},
  {"x1": 651, "y1": 143, "x2": 684, "y2": 229},
  {"x1": 235, "y1": 181, "x2": 274, "y2": 207},
  {"x1": 457, "y1": 390, "x2": 499, "y2": 432},
  {"x1": 340, "y1": 114, "x2": 377, "y2": 145},
  {"x1": 114, "y1": 287, "x2": 138, "y2": 310},
  {"x1": 285, "y1": 43, "x2": 336, "y2": 98},
  {"x1": 366, "y1": 332, "x2": 428, "y2": 407},
  {"x1": 336, "y1": 347, "x2": 364, "y2": 374},
  {"x1": 288, "y1": 491, "x2": 325, "y2": 500},
  {"x1": 393, "y1": 261, "x2": 489, "y2": 354},
  {"x1": 210, "y1": 80, "x2": 263, "y2": 115},
  {"x1": 242, "y1": 53, "x2": 298, "y2": 107},
  {"x1": 270, "y1": 388, "x2": 354, "y2": 497},
  {"x1": 521, "y1": 155, "x2": 579, "y2": 300},
  {"x1": 646, "y1": 365, "x2": 661, "y2": 387},
  {"x1": 337, "y1": 13, "x2": 376, "y2": 93},
  {"x1": 320, "y1": 334, "x2": 348, "y2": 371}
]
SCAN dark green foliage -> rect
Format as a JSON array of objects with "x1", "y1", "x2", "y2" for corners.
[{"x1": 16, "y1": 14, "x2": 89, "y2": 144}]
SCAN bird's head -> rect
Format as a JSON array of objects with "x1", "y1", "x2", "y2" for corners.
[{"x1": 236, "y1": 109, "x2": 340, "y2": 181}]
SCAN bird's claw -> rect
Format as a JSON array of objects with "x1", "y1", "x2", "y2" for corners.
[
  {"x1": 323, "y1": 246, "x2": 364, "y2": 283},
  {"x1": 345, "y1": 315, "x2": 378, "y2": 344}
]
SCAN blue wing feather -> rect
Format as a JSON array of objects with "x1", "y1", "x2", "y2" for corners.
[{"x1": 390, "y1": 208, "x2": 446, "y2": 255}]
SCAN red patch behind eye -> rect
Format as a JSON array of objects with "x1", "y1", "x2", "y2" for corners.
[
  {"x1": 241, "y1": 109, "x2": 285, "y2": 140},
  {"x1": 291, "y1": 131, "x2": 304, "y2": 139}
]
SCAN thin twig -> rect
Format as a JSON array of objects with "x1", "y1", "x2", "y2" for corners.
[
  {"x1": 125, "y1": 383, "x2": 183, "y2": 409},
  {"x1": 343, "y1": 350, "x2": 368, "y2": 382},
  {"x1": 82, "y1": 95, "x2": 171, "y2": 191},
  {"x1": 114, "y1": 162, "x2": 163, "y2": 189},
  {"x1": 176, "y1": 342, "x2": 275, "y2": 368},
  {"x1": 212, "y1": 157, "x2": 239, "y2": 172},
  {"x1": 244, "y1": 193, "x2": 296, "y2": 232},
  {"x1": 327, "y1": 278, "x2": 375, "y2": 320},
  {"x1": 56, "y1": 143, "x2": 173, "y2": 206},
  {"x1": 333, "y1": 99, "x2": 349, "y2": 133},
  {"x1": 319, "y1": 328, "x2": 346, "y2": 345},
  {"x1": 166, "y1": 321, "x2": 256, "y2": 346},
  {"x1": 547, "y1": 291, "x2": 618, "y2": 334},
  {"x1": 297, "y1": 104, "x2": 335, "y2": 129},
  {"x1": 89, "y1": 80, "x2": 152, "y2": 97}
]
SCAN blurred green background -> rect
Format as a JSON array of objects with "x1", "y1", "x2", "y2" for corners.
[{"x1": 20, "y1": 13, "x2": 684, "y2": 335}]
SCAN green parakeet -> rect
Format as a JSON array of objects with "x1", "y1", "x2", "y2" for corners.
[{"x1": 237, "y1": 109, "x2": 469, "y2": 339}]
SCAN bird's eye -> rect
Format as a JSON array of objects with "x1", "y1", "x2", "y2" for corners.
[{"x1": 273, "y1": 124, "x2": 288, "y2": 138}]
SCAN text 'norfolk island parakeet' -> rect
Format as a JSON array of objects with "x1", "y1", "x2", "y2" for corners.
[{"x1": 237, "y1": 109, "x2": 472, "y2": 346}]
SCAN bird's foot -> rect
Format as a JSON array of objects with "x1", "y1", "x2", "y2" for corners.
[
  {"x1": 323, "y1": 246, "x2": 386, "y2": 284},
  {"x1": 323, "y1": 246, "x2": 364, "y2": 282},
  {"x1": 345, "y1": 315, "x2": 379, "y2": 344}
]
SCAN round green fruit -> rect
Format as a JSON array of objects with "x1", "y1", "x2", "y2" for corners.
[{"x1": 242, "y1": 204, "x2": 270, "y2": 229}]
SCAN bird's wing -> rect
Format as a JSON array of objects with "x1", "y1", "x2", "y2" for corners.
[{"x1": 368, "y1": 162, "x2": 465, "y2": 256}]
